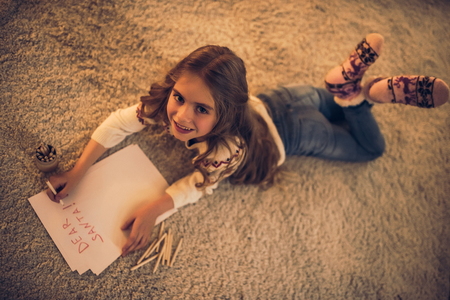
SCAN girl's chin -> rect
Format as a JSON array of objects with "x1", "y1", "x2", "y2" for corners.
[
  {"x1": 174, "y1": 135, "x2": 191, "y2": 142},
  {"x1": 173, "y1": 131, "x2": 208, "y2": 143},
  {"x1": 173, "y1": 130, "x2": 197, "y2": 142}
]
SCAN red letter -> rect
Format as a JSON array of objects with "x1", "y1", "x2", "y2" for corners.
[
  {"x1": 92, "y1": 234, "x2": 104, "y2": 243},
  {"x1": 62, "y1": 218, "x2": 71, "y2": 230},
  {"x1": 79, "y1": 223, "x2": 92, "y2": 229},
  {"x1": 63, "y1": 203, "x2": 74, "y2": 210},
  {"x1": 76, "y1": 216, "x2": 84, "y2": 222},
  {"x1": 71, "y1": 236, "x2": 82, "y2": 245},
  {"x1": 88, "y1": 227, "x2": 96, "y2": 235},
  {"x1": 73, "y1": 208, "x2": 81, "y2": 214},
  {"x1": 69, "y1": 227, "x2": 78, "y2": 235},
  {"x1": 78, "y1": 242, "x2": 89, "y2": 253}
]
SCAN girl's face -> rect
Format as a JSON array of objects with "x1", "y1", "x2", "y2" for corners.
[{"x1": 167, "y1": 72, "x2": 217, "y2": 142}]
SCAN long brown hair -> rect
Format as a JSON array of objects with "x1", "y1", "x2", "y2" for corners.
[{"x1": 140, "y1": 45, "x2": 281, "y2": 189}]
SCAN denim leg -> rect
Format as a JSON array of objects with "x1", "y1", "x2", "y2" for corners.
[
  {"x1": 259, "y1": 85, "x2": 385, "y2": 162},
  {"x1": 293, "y1": 101, "x2": 385, "y2": 161},
  {"x1": 283, "y1": 84, "x2": 345, "y2": 122},
  {"x1": 340, "y1": 101, "x2": 386, "y2": 160}
]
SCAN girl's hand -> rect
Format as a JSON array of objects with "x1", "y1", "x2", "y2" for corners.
[
  {"x1": 46, "y1": 139, "x2": 107, "y2": 203},
  {"x1": 121, "y1": 203, "x2": 158, "y2": 257},
  {"x1": 121, "y1": 193, "x2": 174, "y2": 257},
  {"x1": 46, "y1": 169, "x2": 82, "y2": 203}
]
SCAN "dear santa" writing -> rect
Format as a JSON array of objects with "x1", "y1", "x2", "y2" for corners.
[{"x1": 61, "y1": 203, "x2": 104, "y2": 254}]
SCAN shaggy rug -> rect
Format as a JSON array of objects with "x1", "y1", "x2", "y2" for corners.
[{"x1": 1, "y1": 0, "x2": 449, "y2": 299}]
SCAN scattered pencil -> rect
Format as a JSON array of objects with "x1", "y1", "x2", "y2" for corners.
[
  {"x1": 165, "y1": 228, "x2": 172, "y2": 265},
  {"x1": 131, "y1": 224, "x2": 183, "y2": 272},
  {"x1": 170, "y1": 238, "x2": 183, "y2": 267},
  {"x1": 143, "y1": 233, "x2": 166, "y2": 260},
  {"x1": 136, "y1": 239, "x2": 157, "y2": 265},
  {"x1": 131, "y1": 253, "x2": 158, "y2": 271},
  {"x1": 153, "y1": 243, "x2": 166, "y2": 274},
  {"x1": 156, "y1": 221, "x2": 164, "y2": 252}
]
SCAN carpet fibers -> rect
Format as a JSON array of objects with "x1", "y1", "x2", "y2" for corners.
[{"x1": 1, "y1": 0, "x2": 450, "y2": 299}]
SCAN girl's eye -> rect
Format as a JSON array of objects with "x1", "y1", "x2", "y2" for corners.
[
  {"x1": 174, "y1": 95, "x2": 184, "y2": 103},
  {"x1": 197, "y1": 106, "x2": 208, "y2": 114}
]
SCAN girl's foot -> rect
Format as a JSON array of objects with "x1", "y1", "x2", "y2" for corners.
[
  {"x1": 363, "y1": 75, "x2": 449, "y2": 108},
  {"x1": 325, "y1": 33, "x2": 384, "y2": 101}
]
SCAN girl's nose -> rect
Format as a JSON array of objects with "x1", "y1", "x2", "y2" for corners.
[{"x1": 177, "y1": 104, "x2": 193, "y2": 121}]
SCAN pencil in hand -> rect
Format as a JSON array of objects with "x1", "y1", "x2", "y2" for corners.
[{"x1": 46, "y1": 181, "x2": 64, "y2": 205}]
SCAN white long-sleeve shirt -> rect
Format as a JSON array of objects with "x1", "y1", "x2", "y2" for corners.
[{"x1": 91, "y1": 96, "x2": 285, "y2": 209}]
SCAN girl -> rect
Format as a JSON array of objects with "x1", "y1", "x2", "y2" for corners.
[{"x1": 47, "y1": 34, "x2": 449, "y2": 257}]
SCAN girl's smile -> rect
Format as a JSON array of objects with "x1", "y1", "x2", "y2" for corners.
[
  {"x1": 167, "y1": 72, "x2": 217, "y2": 142},
  {"x1": 173, "y1": 120, "x2": 193, "y2": 133}
]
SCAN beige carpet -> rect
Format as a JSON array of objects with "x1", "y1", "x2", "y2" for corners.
[{"x1": 1, "y1": 0, "x2": 450, "y2": 299}]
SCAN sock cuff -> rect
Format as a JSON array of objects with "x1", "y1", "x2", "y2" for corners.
[{"x1": 334, "y1": 92, "x2": 370, "y2": 107}]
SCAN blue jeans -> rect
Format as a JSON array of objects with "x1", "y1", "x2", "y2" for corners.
[{"x1": 257, "y1": 85, "x2": 385, "y2": 162}]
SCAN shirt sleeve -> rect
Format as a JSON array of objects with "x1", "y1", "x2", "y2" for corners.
[
  {"x1": 166, "y1": 139, "x2": 244, "y2": 209},
  {"x1": 91, "y1": 103, "x2": 147, "y2": 148},
  {"x1": 165, "y1": 171, "x2": 218, "y2": 209}
]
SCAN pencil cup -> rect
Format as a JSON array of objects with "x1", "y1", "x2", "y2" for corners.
[{"x1": 34, "y1": 143, "x2": 59, "y2": 172}]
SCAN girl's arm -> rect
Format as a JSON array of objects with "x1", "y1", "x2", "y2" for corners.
[
  {"x1": 120, "y1": 192, "x2": 174, "y2": 257},
  {"x1": 47, "y1": 103, "x2": 146, "y2": 202},
  {"x1": 46, "y1": 103, "x2": 169, "y2": 256},
  {"x1": 48, "y1": 138, "x2": 175, "y2": 256},
  {"x1": 46, "y1": 139, "x2": 106, "y2": 202}
]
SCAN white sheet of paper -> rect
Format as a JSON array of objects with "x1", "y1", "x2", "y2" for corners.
[{"x1": 29, "y1": 144, "x2": 177, "y2": 275}]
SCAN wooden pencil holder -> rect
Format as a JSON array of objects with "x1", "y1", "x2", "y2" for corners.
[{"x1": 34, "y1": 143, "x2": 59, "y2": 172}]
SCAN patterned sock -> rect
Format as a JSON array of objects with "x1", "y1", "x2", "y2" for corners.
[
  {"x1": 363, "y1": 75, "x2": 449, "y2": 108},
  {"x1": 325, "y1": 33, "x2": 384, "y2": 104}
]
